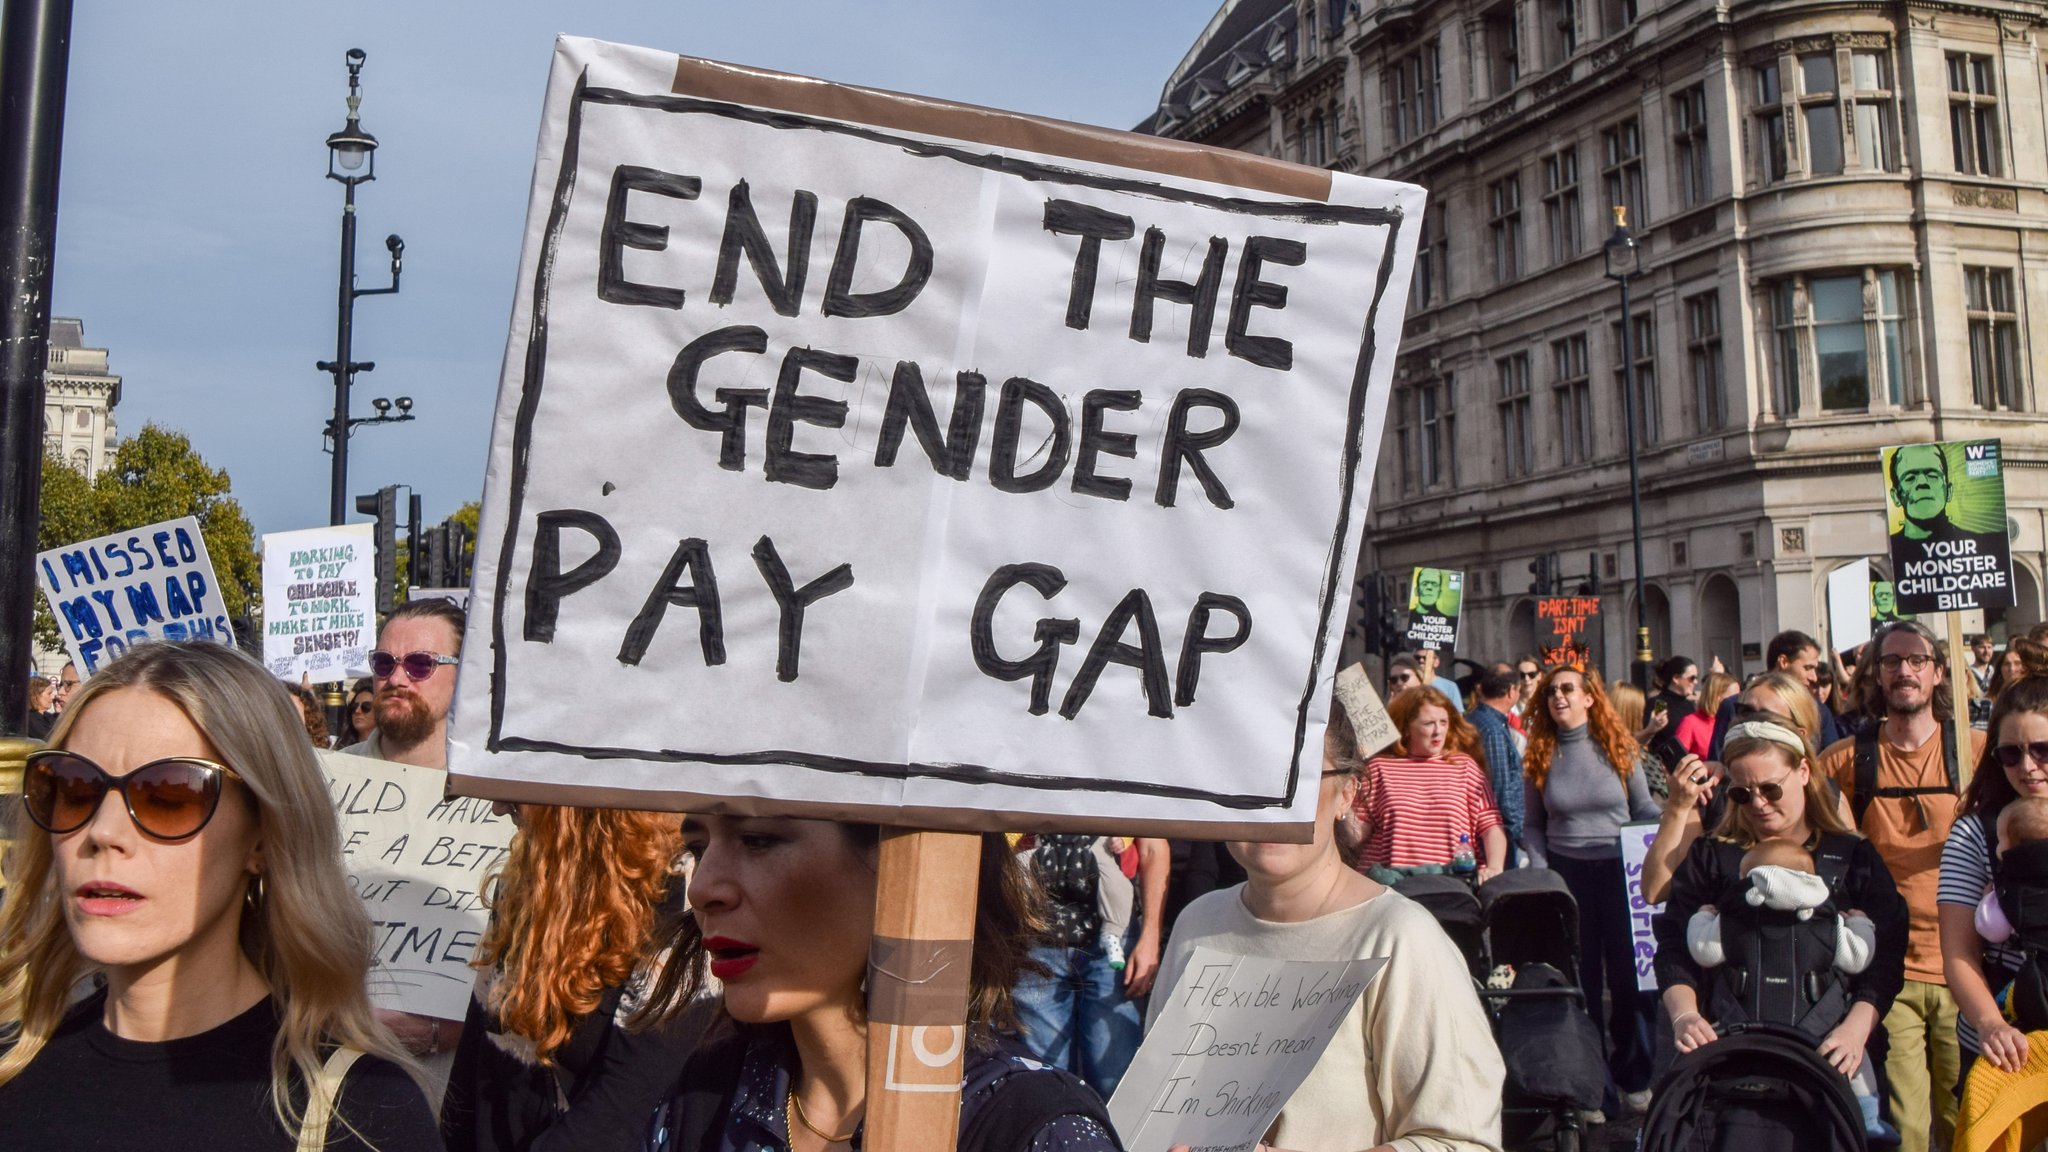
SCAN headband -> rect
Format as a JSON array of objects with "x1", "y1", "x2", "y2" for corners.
[{"x1": 1724, "y1": 720, "x2": 1808, "y2": 757}]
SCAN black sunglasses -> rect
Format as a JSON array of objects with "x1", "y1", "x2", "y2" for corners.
[
  {"x1": 1725, "y1": 775, "x2": 1792, "y2": 807},
  {"x1": 351, "y1": 700, "x2": 375, "y2": 714},
  {"x1": 22, "y1": 750, "x2": 241, "y2": 839},
  {"x1": 369, "y1": 649, "x2": 459, "y2": 682},
  {"x1": 1994, "y1": 742, "x2": 2048, "y2": 770}
]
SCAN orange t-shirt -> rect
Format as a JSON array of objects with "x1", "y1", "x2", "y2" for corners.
[{"x1": 1818, "y1": 724, "x2": 1985, "y2": 984}]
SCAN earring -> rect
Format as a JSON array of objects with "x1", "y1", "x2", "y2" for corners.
[{"x1": 245, "y1": 873, "x2": 267, "y2": 914}]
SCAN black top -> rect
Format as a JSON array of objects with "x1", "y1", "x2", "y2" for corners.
[
  {"x1": 1651, "y1": 832, "x2": 1910, "y2": 1018},
  {"x1": 0, "y1": 992, "x2": 442, "y2": 1152}
]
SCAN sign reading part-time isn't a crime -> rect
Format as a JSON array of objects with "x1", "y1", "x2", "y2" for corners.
[{"x1": 446, "y1": 37, "x2": 1422, "y2": 835}]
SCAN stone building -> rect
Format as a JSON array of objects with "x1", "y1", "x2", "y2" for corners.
[
  {"x1": 44, "y1": 317, "x2": 121, "y2": 481},
  {"x1": 1143, "y1": 0, "x2": 2048, "y2": 679}
]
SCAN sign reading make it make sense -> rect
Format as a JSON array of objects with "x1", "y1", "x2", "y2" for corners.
[
  {"x1": 446, "y1": 37, "x2": 1422, "y2": 836},
  {"x1": 36, "y1": 516, "x2": 235, "y2": 675}
]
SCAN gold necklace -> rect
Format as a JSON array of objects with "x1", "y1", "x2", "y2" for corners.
[{"x1": 787, "y1": 1088, "x2": 859, "y2": 1145}]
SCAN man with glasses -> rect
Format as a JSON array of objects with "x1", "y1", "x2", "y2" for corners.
[
  {"x1": 342, "y1": 598, "x2": 466, "y2": 770},
  {"x1": 50, "y1": 661, "x2": 78, "y2": 713},
  {"x1": 1815, "y1": 620, "x2": 1983, "y2": 1152}
]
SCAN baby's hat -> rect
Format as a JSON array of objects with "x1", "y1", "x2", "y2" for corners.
[{"x1": 1744, "y1": 865, "x2": 1832, "y2": 919}]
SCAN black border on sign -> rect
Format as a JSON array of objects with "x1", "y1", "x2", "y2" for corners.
[{"x1": 485, "y1": 72, "x2": 1407, "y2": 812}]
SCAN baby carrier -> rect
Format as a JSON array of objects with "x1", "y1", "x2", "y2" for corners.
[
  {"x1": 1701, "y1": 835, "x2": 1856, "y2": 1042},
  {"x1": 1991, "y1": 835, "x2": 2048, "y2": 1032},
  {"x1": 1641, "y1": 1023, "x2": 1867, "y2": 1152}
]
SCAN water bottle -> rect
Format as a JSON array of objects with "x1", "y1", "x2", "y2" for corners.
[{"x1": 1452, "y1": 834, "x2": 1476, "y2": 875}]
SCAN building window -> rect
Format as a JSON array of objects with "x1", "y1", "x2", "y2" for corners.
[
  {"x1": 1300, "y1": 111, "x2": 1330, "y2": 165},
  {"x1": 1602, "y1": 118, "x2": 1646, "y2": 229},
  {"x1": 1302, "y1": 4, "x2": 1319, "y2": 53},
  {"x1": 1599, "y1": 0, "x2": 1637, "y2": 36},
  {"x1": 1770, "y1": 270, "x2": 1907, "y2": 412},
  {"x1": 1673, "y1": 85, "x2": 1710, "y2": 208},
  {"x1": 1848, "y1": 50, "x2": 1895, "y2": 171},
  {"x1": 1419, "y1": 375, "x2": 1457, "y2": 489},
  {"x1": 1489, "y1": 174, "x2": 1524, "y2": 283},
  {"x1": 1756, "y1": 61, "x2": 1790, "y2": 181},
  {"x1": 1542, "y1": 147, "x2": 1581, "y2": 264},
  {"x1": 1498, "y1": 354, "x2": 1534, "y2": 478},
  {"x1": 1612, "y1": 312, "x2": 1659, "y2": 446},
  {"x1": 1966, "y1": 266, "x2": 2023, "y2": 409},
  {"x1": 1553, "y1": 335, "x2": 1594, "y2": 464},
  {"x1": 1543, "y1": 0, "x2": 1577, "y2": 68},
  {"x1": 1949, "y1": 52, "x2": 2003, "y2": 177},
  {"x1": 1389, "y1": 42, "x2": 1443, "y2": 146},
  {"x1": 1685, "y1": 291, "x2": 1727, "y2": 431},
  {"x1": 1756, "y1": 48, "x2": 1896, "y2": 182},
  {"x1": 1483, "y1": 2, "x2": 1520, "y2": 95},
  {"x1": 1412, "y1": 202, "x2": 1448, "y2": 309}
]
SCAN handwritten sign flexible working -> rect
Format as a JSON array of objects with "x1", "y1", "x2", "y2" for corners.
[
  {"x1": 262, "y1": 524, "x2": 376, "y2": 682},
  {"x1": 36, "y1": 516, "x2": 234, "y2": 675},
  {"x1": 322, "y1": 751, "x2": 514, "y2": 1021},
  {"x1": 1107, "y1": 947, "x2": 1383, "y2": 1152},
  {"x1": 446, "y1": 38, "x2": 1421, "y2": 835}
]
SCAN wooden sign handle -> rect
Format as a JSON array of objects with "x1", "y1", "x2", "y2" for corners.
[{"x1": 865, "y1": 829, "x2": 982, "y2": 1152}]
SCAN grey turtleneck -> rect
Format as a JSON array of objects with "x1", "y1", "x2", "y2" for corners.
[{"x1": 1523, "y1": 721, "x2": 1660, "y2": 867}]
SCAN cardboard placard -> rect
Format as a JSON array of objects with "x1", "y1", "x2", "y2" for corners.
[
  {"x1": 35, "y1": 516, "x2": 235, "y2": 675},
  {"x1": 1108, "y1": 947, "x2": 1385, "y2": 1152},
  {"x1": 1884, "y1": 439, "x2": 2014, "y2": 615},
  {"x1": 1333, "y1": 663, "x2": 1399, "y2": 757},
  {"x1": 1537, "y1": 596, "x2": 1601, "y2": 669},
  {"x1": 262, "y1": 524, "x2": 377, "y2": 682},
  {"x1": 1620, "y1": 820, "x2": 1662, "y2": 993},
  {"x1": 445, "y1": 37, "x2": 1421, "y2": 836},
  {"x1": 323, "y1": 751, "x2": 514, "y2": 1020},
  {"x1": 1826, "y1": 561, "x2": 1873, "y2": 651},
  {"x1": 1404, "y1": 566, "x2": 1460, "y2": 652}
]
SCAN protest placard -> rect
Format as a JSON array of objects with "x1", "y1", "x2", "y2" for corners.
[
  {"x1": 1826, "y1": 562, "x2": 1874, "y2": 651},
  {"x1": 1871, "y1": 580, "x2": 1914, "y2": 625},
  {"x1": 1333, "y1": 663, "x2": 1399, "y2": 757},
  {"x1": 1884, "y1": 439, "x2": 2013, "y2": 615},
  {"x1": 262, "y1": 524, "x2": 376, "y2": 682},
  {"x1": 322, "y1": 751, "x2": 513, "y2": 1021},
  {"x1": 1404, "y1": 567, "x2": 1461, "y2": 652},
  {"x1": 35, "y1": 516, "x2": 234, "y2": 675},
  {"x1": 1107, "y1": 947, "x2": 1385, "y2": 1152},
  {"x1": 1537, "y1": 596, "x2": 1601, "y2": 669},
  {"x1": 444, "y1": 37, "x2": 1421, "y2": 836},
  {"x1": 1620, "y1": 820, "x2": 1662, "y2": 993}
]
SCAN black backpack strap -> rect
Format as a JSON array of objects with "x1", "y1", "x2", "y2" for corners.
[
  {"x1": 1852, "y1": 727, "x2": 1880, "y2": 830},
  {"x1": 1811, "y1": 832, "x2": 1855, "y2": 898},
  {"x1": 958, "y1": 1066, "x2": 1115, "y2": 1152},
  {"x1": 1942, "y1": 718, "x2": 1962, "y2": 795}
]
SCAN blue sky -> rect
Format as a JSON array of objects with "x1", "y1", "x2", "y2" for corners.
[{"x1": 52, "y1": 1, "x2": 1214, "y2": 536}]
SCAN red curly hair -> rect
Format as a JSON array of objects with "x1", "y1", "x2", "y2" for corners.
[
  {"x1": 475, "y1": 805, "x2": 683, "y2": 1061},
  {"x1": 1384, "y1": 684, "x2": 1485, "y2": 767},
  {"x1": 1522, "y1": 664, "x2": 1642, "y2": 790}
]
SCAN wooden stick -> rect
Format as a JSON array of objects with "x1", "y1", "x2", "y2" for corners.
[
  {"x1": 1946, "y1": 610, "x2": 1969, "y2": 775},
  {"x1": 865, "y1": 828, "x2": 982, "y2": 1152}
]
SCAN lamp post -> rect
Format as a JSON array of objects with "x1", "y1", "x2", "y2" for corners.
[
  {"x1": 318, "y1": 48, "x2": 406, "y2": 526},
  {"x1": 1603, "y1": 205, "x2": 1653, "y2": 690}
]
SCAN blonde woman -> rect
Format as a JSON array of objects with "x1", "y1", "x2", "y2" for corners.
[{"x1": 0, "y1": 642, "x2": 439, "y2": 1150}]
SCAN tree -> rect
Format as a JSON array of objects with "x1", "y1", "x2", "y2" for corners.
[{"x1": 32, "y1": 424, "x2": 261, "y2": 658}]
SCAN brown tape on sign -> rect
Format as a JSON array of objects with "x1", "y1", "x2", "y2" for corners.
[
  {"x1": 670, "y1": 55, "x2": 1334, "y2": 203},
  {"x1": 868, "y1": 935, "x2": 975, "y2": 1027}
]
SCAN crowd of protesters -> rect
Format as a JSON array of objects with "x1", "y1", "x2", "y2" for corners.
[{"x1": 8, "y1": 600, "x2": 2048, "y2": 1152}]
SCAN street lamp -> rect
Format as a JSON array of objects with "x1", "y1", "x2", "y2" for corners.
[
  {"x1": 1603, "y1": 204, "x2": 1652, "y2": 690},
  {"x1": 317, "y1": 48, "x2": 404, "y2": 526}
]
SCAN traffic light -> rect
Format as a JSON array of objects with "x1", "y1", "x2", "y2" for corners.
[
  {"x1": 1577, "y1": 550, "x2": 1601, "y2": 595},
  {"x1": 1376, "y1": 577, "x2": 1402, "y2": 655},
  {"x1": 354, "y1": 485, "x2": 399, "y2": 616},
  {"x1": 406, "y1": 492, "x2": 423, "y2": 594},
  {"x1": 1527, "y1": 552, "x2": 1553, "y2": 595},
  {"x1": 444, "y1": 518, "x2": 471, "y2": 587}
]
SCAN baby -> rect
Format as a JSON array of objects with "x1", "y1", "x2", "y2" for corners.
[
  {"x1": 1974, "y1": 796, "x2": 2048, "y2": 943},
  {"x1": 1688, "y1": 840, "x2": 1891, "y2": 1141}
]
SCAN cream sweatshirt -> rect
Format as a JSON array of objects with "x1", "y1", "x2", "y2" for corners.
[{"x1": 1148, "y1": 885, "x2": 1504, "y2": 1152}]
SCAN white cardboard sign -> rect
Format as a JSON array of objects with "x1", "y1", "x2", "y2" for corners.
[
  {"x1": 35, "y1": 516, "x2": 235, "y2": 675},
  {"x1": 1108, "y1": 947, "x2": 1385, "y2": 1152},
  {"x1": 446, "y1": 37, "x2": 1419, "y2": 834},
  {"x1": 1826, "y1": 561, "x2": 1874, "y2": 652},
  {"x1": 1621, "y1": 820, "x2": 1663, "y2": 993},
  {"x1": 262, "y1": 524, "x2": 377, "y2": 682},
  {"x1": 323, "y1": 751, "x2": 514, "y2": 1021}
]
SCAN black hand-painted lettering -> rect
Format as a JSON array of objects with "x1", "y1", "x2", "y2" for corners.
[
  {"x1": 1043, "y1": 199, "x2": 1136, "y2": 330},
  {"x1": 618, "y1": 538, "x2": 725, "y2": 667},
  {"x1": 1226, "y1": 236, "x2": 1306, "y2": 370},
  {"x1": 970, "y1": 564, "x2": 1079, "y2": 716},
  {"x1": 709, "y1": 180, "x2": 817, "y2": 317},
  {"x1": 822, "y1": 197, "x2": 933, "y2": 318},
  {"x1": 752, "y1": 536, "x2": 854, "y2": 683},
  {"x1": 1060, "y1": 589, "x2": 1173, "y2": 720},
  {"x1": 1175, "y1": 593, "x2": 1252, "y2": 707},
  {"x1": 1072, "y1": 389, "x2": 1141, "y2": 501},
  {"x1": 1156, "y1": 389, "x2": 1240, "y2": 510},
  {"x1": 1130, "y1": 228, "x2": 1227, "y2": 357},
  {"x1": 988, "y1": 377, "x2": 1072, "y2": 494},
  {"x1": 668, "y1": 326, "x2": 770, "y2": 472},
  {"x1": 598, "y1": 166, "x2": 700, "y2": 309},
  {"x1": 874, "y1": 363, "x2": 987, "y2": 481},
  {"x1": 765, "y1": 347, "x2": 855, "y2": 490},
  {"x1": 524, "y1": 511, "x2": 621, "y2": 642}
]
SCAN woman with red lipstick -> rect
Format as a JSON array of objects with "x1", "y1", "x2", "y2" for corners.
[
  {"x1": 639, "y1": 821, "x2": 1121, "y2": 1151},
  {"x1": 0, "y1": 642, "x2": 440, "y2": 1151},
  {"x1": 1353, "y1": 685, "x2": 1507, "y2": 881}
]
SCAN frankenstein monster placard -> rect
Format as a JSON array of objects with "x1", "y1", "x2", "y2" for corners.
[
  {"x1": 1883, "y1": 440, "x2": 2012, "y2": 615},
  {"x1": 1404, "y1": 567, "x2": 1461, "y2": 652}
]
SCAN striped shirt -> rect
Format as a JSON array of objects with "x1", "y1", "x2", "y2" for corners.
[
  {"x1": 1938, "y1": 810, "x2": 2025, "y2": 1052},
  {"x1": 1356, "y1": 753, "x2": 1504, "y2": 870}
]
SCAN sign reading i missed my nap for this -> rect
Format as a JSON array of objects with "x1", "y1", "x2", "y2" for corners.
[
  {"x1": 36, "y1": 516, "x2": 235, "y2": 676},
  {"x1": 447, "y1": 37, "x2": 1422, "y2": 835}
]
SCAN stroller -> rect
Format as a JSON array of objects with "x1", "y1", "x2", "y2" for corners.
[
  {"x1": 1392, "y1": 873, "x2": 1487, "y2": 979},
  {"x1": 1640, "y1": 1023, "x2": 1866, "y2": 1152},
  {"x1": 1479, "y1": 869, "x2": 1606, "y2": 1152}
]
